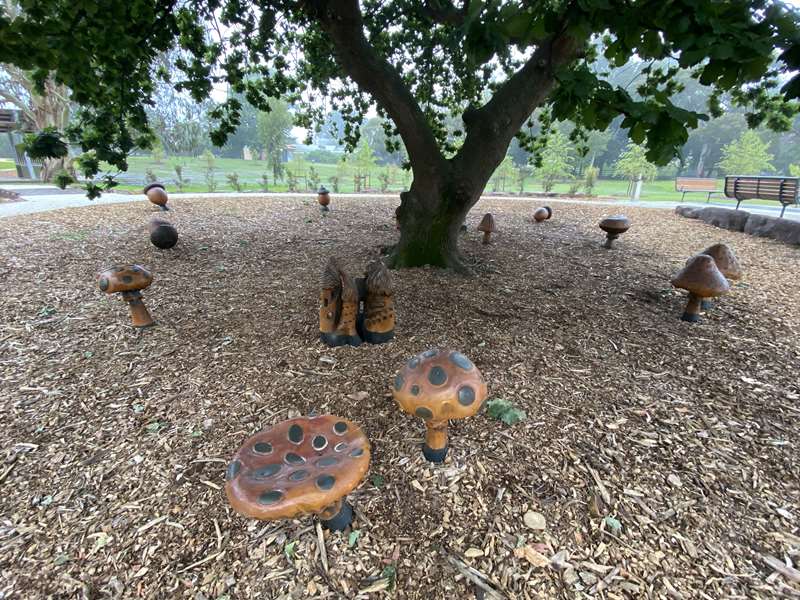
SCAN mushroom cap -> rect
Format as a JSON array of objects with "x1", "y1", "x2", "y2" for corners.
[
  {"x1": 225, "y1": 416, "x2": 371, "y2": 521},
  {"x1": 98, "y1": 265, "x2": 153, "y2": 294},
  {"x1": 477, "y1": 213, "x2": 496, "y2": 232},
  {"x1": 318, "y1": 186, "x2": 329, "y2": 194},
  {"x1": 148, "y1": 217, "x2": 178, "y2": 249},
  {"x1": 392, "y1": 349, "x2": 488, "y2": 422},
  {"x1": 143, "y1": 182, "x2": 166, "y2": 194},
  {"x1": 671, "y1": 254, "x2": 730, "y2": 299},
  {"x1": 599, "y1": 215, "x2": 631, "y2": 235},
  {"x1": 699, "y1": 243, "x2": 742, "y2": 280}
]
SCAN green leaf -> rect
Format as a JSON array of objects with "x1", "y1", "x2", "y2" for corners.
[
  {"x1": 485, "y1": 399, "x2": 527, "y2": 426},
  {"x1": 348, "y1": 530, "x2": 361, "y2": 547},
  {"x1": 284, "y1": 541, "x2": 298, "y2": 560},
  {"x1": 371, "y1": 474, "x2": 385, "y2": 488}
]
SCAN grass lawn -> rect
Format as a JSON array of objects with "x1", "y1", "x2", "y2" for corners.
[{"x1": 0, "y1": 158, "x2": 16, "y2": 170}]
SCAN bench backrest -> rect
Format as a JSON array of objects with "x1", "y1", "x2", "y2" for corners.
[
  {"x1": 724, "y1": 176, "x2": 799, "y2": 205},
  {"x1": 676, "y1": 177, "x2": 717, "y2": 192}
]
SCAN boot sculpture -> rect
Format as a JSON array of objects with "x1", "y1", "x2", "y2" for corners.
[
  {"x1": 320, "y1": 258, "x2": 361, "y2": 347},
  {"x1": 363, "y1": 261, "x2": 395, "y2": 344}
]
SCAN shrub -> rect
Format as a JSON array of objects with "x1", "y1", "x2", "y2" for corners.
[
  {"x1": 54, "y1": 170, "x2": 74, "y2": 189},
  {"x1": 173, "y1": 164, "x2": 189, "y2": 191},
  {"x1": 145, "y1": 168, "x2": 158, "y2": 184},
  {"x1": 226, "y1": 172, "x2": 242, "y2": 192},
  {"x1": 567, "y1": 178, "x2": 581, "y2": 195},
  {"x1": 260, "y1": 173, "x2": 270, "y2": 192},
  {"x1": 308, "y1": 165, "x2": 320, "y2": 191},
  {"x1": 286, "y1": 169, "x2": 299, "y2": 192},
  {"x1": 583, "y1": 166, "x2": 599, "y2": 195},
  {"x1": 329, "y1": 175, "x2": 339, "y2": 193},
  {"x1": 205, "y1": 168, "x2": 217, "y2": 192},
  {"x1": 379, "y1": 171, "x2": 390, "y2": 192}
]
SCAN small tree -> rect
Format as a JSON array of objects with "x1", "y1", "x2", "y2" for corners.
[
  {"x1": 789, "y1": 164, "x2": 800, "y2": 177},
  {"x1": 173, "y1": 163, "x2": 189, "y2": 191},
  {"x1": 202, "y1": 150, "x2": 216, "y2": 191},
  {"x1": 226, "y1": 172, "x2": 242, "y2": 192},
  {"x1": 260, "y1": 173, "x2": 270, "y2": 192},
  {"x1": 516, "y1": 165, "x2": 533, "y2": 194},
  {"x1": 583, "y1": 166, "x2": 599, "y2": 195},
  {"x1": 717, "y1": 130, "x2": 775, "y2": 175},
  {"x1": 308, "y1": 165, "x2": 321, "y2": 191},
  {"x1": 539, "y1": 131, "x2": 574, "y2": 193},
  {"x1": 613, "y1": 143, "x2": 658, "y2": 184},
  {"x1": 329, "y1": 175, "x2": 340, "y2": 193},
  {"x1": 151, "y1": 140, "x2": 165, "y2": 165}
]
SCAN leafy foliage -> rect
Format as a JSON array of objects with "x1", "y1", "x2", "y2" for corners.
[
  {"x1": 256, "y1": 98, "x2": 292, "y2": 180},
  {"x1": 485, "y1": 398, "x2": 527, "y2": 426},
  {"x1": 613, "y1": 143, "x2": 658, "y2": 183},
  {"x1": 538, "y1": 131, "x2": 575, "y2": 192},
  {"x1": 717, "y1": 130, "x2": 775, "y2": 175},
  {"x1": 23, "y1": 128, "x2": 67, "y2": 160}
]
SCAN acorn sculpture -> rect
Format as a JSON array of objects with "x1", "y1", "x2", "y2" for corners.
[
  {"x1": 697, "y1": 243, "x2": 742, "y2": 309},
  {"x1": 318, "y1": 186, "x2": 331, "y2": 211},
  {"x1": 225, "y1": 415, "x2": 371, "y2": 531},
  {"x1": 97, "y1": 265, "x2": 155, "y2": 327},
  {"x1": 148, "y1": 217, "x2": 178, "y2": 249},
  {"x1": 144, "y1": 183, "x2": 169, "y2": 211},
  {"x1": 533, "y1": 206, "x2": 552, "y2": 222},
  {"x1": 671, "y1": 254, "x2": 730, "y2": 323},
  {"x1": 477, "y1": 213, "x2": 496, "y2": 244},
  {"x1": 599, "y1": 215, "x2": 631, "y2": 249},
  {"x1": 392, "y1": 349, "x2": 487, "y2": 462}
]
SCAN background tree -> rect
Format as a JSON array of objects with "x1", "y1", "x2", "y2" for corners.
[
  {"x1": 613, "y1": 143, "x2": 659, "y2": 184},
  {"x1": 717, "y1": 130, "x2": 775, "y2": 176},
  {"x1": 256, "y1": 98, "x2": 292, "y2": 181},
  {"x1": 3, "y1": 1, "x2": 799, "y2": 269},
  {"x1": 538, "y1": 131, "x2": 575, "y2": 193}
]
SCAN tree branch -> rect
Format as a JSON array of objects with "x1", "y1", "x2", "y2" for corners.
[
  {"x1": 308, "y1": 0, "x2": 447, "y2": 179},
  {"x1": 420, "y1": 0, "x2": 466, "y2": 27}
]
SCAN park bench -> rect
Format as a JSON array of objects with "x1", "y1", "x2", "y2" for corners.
[
  {"x1": 724, "y1": 175, "x2": 799, "y2": 217},
  {"x1": 675, "y1": 177, "x2": 719, "y2": 202}
]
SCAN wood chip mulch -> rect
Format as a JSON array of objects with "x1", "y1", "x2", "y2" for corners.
[{"x1": 0, "y1": 194, "x2": 798, "y2": 599}]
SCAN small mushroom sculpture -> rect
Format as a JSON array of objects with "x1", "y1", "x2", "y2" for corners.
[
  {"x1": 670, "y1": 254, "x2": 730, "y2": 323},
  {"x1": 318, "y1": 186, "x2": 331, "y2": 211},
  {"x1": 392, "y1": 349, "x2": 488, "y2": 462},
  {"x1": 533, "y1": 206, "x2": 552, "y2": 222},
  {"x1": 225, "y1": 416, "x2": 370, "y2": 531},
  {"x1": 697, "y1": 243, "x2": 742, "y2": 308},
  {"x1": 144, "y1": 183, "x2": 169, "y2": 211},
  {"x1": 148, "y1": 217, "x2": 178, "y2": 249},
  {"x1": 477, "y1": 213, "x2": 496, "y2": 244},
  {"x1": 599, "y1": 215, "x2": 631, "y2": 249},
  {"x1": 97, "y1": 265, "x2": 155, "y2": 327},
  {"x1": 363, "y1": 261, "x2": 395, "y2": 344}
]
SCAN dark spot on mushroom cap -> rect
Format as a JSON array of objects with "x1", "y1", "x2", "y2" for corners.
[
  {"x1": 394, "y1": 374, "x2": 404, "y2": 391},
  {"x1": 122, "y1": 275, "x2": 133, "y2": 284},
  {"x1": 411, "y1": 385, "x2": 420, "y2": 396},
  {"x1": 288, "y1": 424, "x2": 303, "y2": 444},
  {"x1": 225, "y1": 460, "x2": 241, "y2": 481},
  {"x1": 317, "y1": 475, "x2": 335, "y2": 490},
  {"x1": 428, "y1": 366, "x2": 447, "y2": 386},
  {"x1": 312, "y1": 435, "x2": 327, "y2": 450},
  {"x1": 317, "y1": 456, "x2": 339, "y2": 467},
  {"x1": 289, "y1": 470, "x2": 309, "y2": 481},
  {"x1": 415, "y1": 406, "x2": 433, "y2": 419},
  {"x1": 333, "y1": 421, "x2": 348, "y2": 435},
  {"x1": 408, "y1": 357, "x2": 420, "y2": 369},
  {"x1": 285, "y1": 453, "x2": 305, "y2": 465},
  {"x1": 99, "y1": 277, "x2": 109, "y2": 292},
  {"x1": 449, "y1": 352, "x2": 473, "y2": 371},
  {"x1": 458, "y1": 385, "x2": 476, "y2": 406},
  {"x1": 253, "y1": 442, "x2": 272, "y2": 454},
  {"x1": 421, "y1": 349, "x2": 438, "y2": 359},
  {"x1": 350, "y1": 448, "x2": 364, "y2": 457},
  {"x1": 334, "y1": 442, "x2": 347, "y2": 452},
  {"x1": 250, "y1": 463, "x2": 281, "y2": 479},
  {"x1": 258, "y1": 490, "x2": 283, "y2": 505}
]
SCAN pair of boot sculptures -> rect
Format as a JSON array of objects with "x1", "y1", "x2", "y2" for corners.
[{"x1": 319, "y1": 259, "x2": 395, "y2": 347}]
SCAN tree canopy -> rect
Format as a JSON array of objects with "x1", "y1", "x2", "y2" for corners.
[{"x1": 717, "y1": 129, "x2": 776, "y2": 175}]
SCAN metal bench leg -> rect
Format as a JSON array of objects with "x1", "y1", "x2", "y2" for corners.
[
  {"x1": 780, "y1": 204, "x2": 786, "y2": 218},
  {"x1": 681, "y1": 191, "x2": 686, "y2": 202},
  {"x1": 736, "y1": 199, "x2": 742, "y2": 211}
]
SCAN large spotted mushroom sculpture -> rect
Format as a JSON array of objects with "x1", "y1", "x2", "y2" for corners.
[
  {"x1": 392, "y1": 349, "x2": 488, "y2": 463},
  {"x1": 698, "y1": 243, "x2": 742, "y2": 309},
  {"x1": 670, "y1": 254, "x2": 730, "y2": 323},
  {"x1": 97, "y1": 265, "x2": 155, "y2": 327},
  {"x1": 599, "y1": 215, "x2": 631, "y2": 249},
  {"x1": 144, "y1": 183, "x2": 169, "y2": 211},
  {"x1": 225, "y1": 416, "x2": 371, "y2": 531}
]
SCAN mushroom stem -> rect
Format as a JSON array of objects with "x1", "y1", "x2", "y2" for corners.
[
  {"x1": 682, "y1": 293, "x2": 702, "y2": 323},
  {"x1": 123, "y1": 291, "x2": 155, "y2": 328},
  {"x1": 482, "y1": 231, "x2": 490, "y2": 245},
  {"x1": 319, "y1": 499, "x2": 353, "y2": 531},
  {"x1": 603, "y1": 233, "x2": 618, "y2": 249},
  {"x1": 423, "y1": 419, "x2": 449, "y2": 463}
]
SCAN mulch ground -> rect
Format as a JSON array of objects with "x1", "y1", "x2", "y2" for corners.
[{"x1": 0, "y1": 194, "x2": 798, "y2": 600}]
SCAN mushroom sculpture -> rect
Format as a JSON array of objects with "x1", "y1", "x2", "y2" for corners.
[
  {"x1": 318, "y1": 186, "x2": 331, "y2": 211},
  {"x1": 392, "y1": 349, "x2": 487, "y2": 462},
  {"x1": 363, "y1": 261, "x2": 395, "y2": 344},
  {"x1": 97, "y1": 265, "x2": 155, "y2": 327},
  {"x1": 477, "y1": 213, "x2": 496, "y2": 245},
  {"x1": 533, "y1": 206, "x2": 552, "y2": 223},
  {"x1": 148, "y1": 217, "x2": 178, "y2": 249},
  {"x1": 319, "y1": 258, "x2": 361, "y2": 347},
  {"x1": 599, "y1": 215, "x2": 631, "y2": 249},
  {"x1": 698, "y1": 243, "x2": 742, "y2": 308},
  {"x1": 225, "y1": 416, "x2": 371, "y2": 531},
  {"x1": 670, "y1": 254, "x2": 730, "y2": 323},
  {"x1": 144, "y1": 183, "x2": 169, "y2": 211}
]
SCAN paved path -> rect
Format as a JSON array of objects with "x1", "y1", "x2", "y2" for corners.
[{"x1": 1, "y1": 183, "x2": 799, "y2": 221}]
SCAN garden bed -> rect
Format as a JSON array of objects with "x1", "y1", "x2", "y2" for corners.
[{"x1": 0, "y1": 195, "x2": 798, "y2": 599}]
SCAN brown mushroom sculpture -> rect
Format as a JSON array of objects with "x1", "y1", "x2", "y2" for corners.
[
  {"x1": 477, "y1": 213, "x2": 496, "y2": 244},
  {"x1": 533, "y1": 206, "x2": 552, "y2": 222},
  {"x1": 148, "y1": 217, "x2": 178, "y2": 249},
  {"x1": 599, "y1": 215, "x2": 631, "y2": 249},
  {"x1": 670, "y1": 254, "x2": 730, "y2": 323},
  {"x1": 318, "y1": 186, "x2": 331, "y2": 211},
  {"x1": 319, "y1": 258, "x2": 361, "y2": 347},
  {"x1": 392, "y1": 349, "x2": 488, "y2": 462},
  {"x1": 97, "y1": 265, "x2": 155, "y2": 327},
  {"x1": 144, "y1": 183, "x2": 169, "y2": 211},
  {"x1": 697, "y1": 243, "x2": 742, "y2": 308},
  {"x1": 225, "y1": 415, "x2": 370, "y2": 531}
]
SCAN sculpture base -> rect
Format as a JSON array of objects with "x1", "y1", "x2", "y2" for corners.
[
  {"x1": 320, "y1": 332, "x2": 361, "y2": 347},
  {"x1": 422, "y1": 443, "x2": 448, "y2": 463},
  {"x1": 321, "y1": 501, "x2": 353, "y2": 531},
  {"x1": 133, "y1": 321, "x2": 156, "y2": 329},
  {"x1": 362, "y1": 329, "x2": 394, "y2": 344},
  {"x1": 701, "y1": 299, "x2": 713, "y2": 310},
  {"x1": 680, "y1": 312, "x2": 700, "y2": 323}
]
